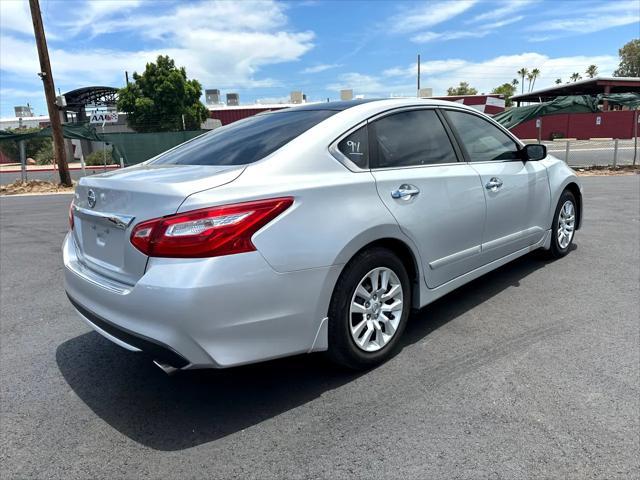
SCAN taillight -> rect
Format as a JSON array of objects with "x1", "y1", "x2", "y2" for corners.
[
  {"x1": 130, "y1": 197, "x2": 293, "y2": 258},
  {"x1": 69, "y1": 201, "x2": 74, "y2": 230}
]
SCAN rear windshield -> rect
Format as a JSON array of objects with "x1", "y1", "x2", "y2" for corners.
[{"x1": 149, "y1": 110, "x2": 337, "y2": 166}]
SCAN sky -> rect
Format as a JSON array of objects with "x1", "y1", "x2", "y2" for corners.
[{"x1": 0, "y1": 0, "x2": 638, "y2": 117}]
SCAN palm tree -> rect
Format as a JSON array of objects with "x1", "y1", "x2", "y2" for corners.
[
  {"x1": 526, "y1": 72, "x2": 534, "y2": 92},
  {"x1": 511, "y1": 78, "x2": 519, "y2": 88},
  {"x1": 517, "y1": 68, "x2": 528, "y2": 94},
  {"x1": 530, "y1": 68, "x2": 541, "y2": 91},
  {"x1": 555, "y1": 78, "x2": 562, "y2": 84},
  {"x1": 585, "y1": 64, "x2": 598, "y2": 78},
  {"x1": 570, "y1": 72, "x2": 582, "y2": 82}
]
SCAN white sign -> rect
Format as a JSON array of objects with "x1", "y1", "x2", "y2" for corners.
[
  {"x1": 596, "y1": 116, "x2": 602, "y2": 125},
  {"x1": 486, "y1": 96, "x2": 506, "y2": 108},
  {"x1": 89, "y1": 112, "x2": 118, "y2": 124},
  {"x1": 535, "y1": 118, "x2": 541, "y2": 128}
]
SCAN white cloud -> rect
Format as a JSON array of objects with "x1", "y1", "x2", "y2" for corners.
[
  {"x1": 0, "y1": 0, "x2": 33, "y2": 36},
  {"x1": 410, "y1": 15, "x2": 523, "y2": 43},
  {"x1": 390, "y1": 0, "x2": 478, "y2": 33},
  {"x1": 527, "y1": 0, "x2": 639, "y2": 39},
  {"x1": 411, "y1": 30, "x2": 490, "y2": 43},
  {"x1": 468, "y1": 0, "x2": 537, "y2": 23},
  {"x1": 80, "y1": 1, "x2": 290, "y2": 38},
  {"x1": 301, "y1": 64, "x2": 341, "y2": 74},
  {"x1": 0, "y1": 0, "x2": 315, "y2": 98},
  {"x1": 336, "y1": 52, "x2": 620, "y2": 98},
  {"x1": 327, "y1": 72, "x2": 415, "y2": 97},
  {"x1": 62, "y1": 0, "x2": 144, "y2": 36}
]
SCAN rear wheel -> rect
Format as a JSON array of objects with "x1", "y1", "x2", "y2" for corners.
[
  {"x1": 546, "y1": 190, "x2": 577, "y2": 258},
  {"x1": 327, "y1": 247, "x2": 411, "y2": 369}
]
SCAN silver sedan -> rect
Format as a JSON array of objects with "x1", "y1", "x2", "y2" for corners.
[{"x1": 63, "y1": 98, "x2": 582, "y2": 372}]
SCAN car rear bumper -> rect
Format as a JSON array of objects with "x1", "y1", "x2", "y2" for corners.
[{"x1": 63, "y1": 233, "x2": 340, "y2": 369}]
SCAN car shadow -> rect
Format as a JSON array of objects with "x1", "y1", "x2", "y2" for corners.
[{"x1": 56, "y1": 251, "x2": 565, "y2": 451}]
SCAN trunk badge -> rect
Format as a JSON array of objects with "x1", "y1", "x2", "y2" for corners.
[{"x1": 87, "y1": 189, "x2": 96, "y2": 208}]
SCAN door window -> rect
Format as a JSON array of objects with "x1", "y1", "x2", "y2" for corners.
[
  {"x1": 444, "y1": 110, "x2": 520, "y2": 162},
  {"x1": 371, "y1": 110, "x2": 458, "y2": 168}
]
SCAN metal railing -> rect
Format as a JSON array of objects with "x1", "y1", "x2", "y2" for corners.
[{"x1": 519, "y1": 138, "x2": 639, "y2": 167}]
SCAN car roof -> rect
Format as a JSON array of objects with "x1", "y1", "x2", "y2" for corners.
[
  {"x1": 271, "y1": 97, "x2": 480, "y2": 114},
  {"x1": 269, "y1": 99, "x2": 380, "y2": 112}
]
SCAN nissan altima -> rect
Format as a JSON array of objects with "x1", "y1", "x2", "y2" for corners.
[{"x1": 63, "y1": 98, "x2": 582, "y2": 372}]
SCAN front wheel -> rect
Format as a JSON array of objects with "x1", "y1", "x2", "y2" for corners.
[
  {"x1": 327, "y1": 247, "x2": 411, "y2": 369},
  {"x1": 546, "y1": 189, "x2": 577, "y2": 258}
]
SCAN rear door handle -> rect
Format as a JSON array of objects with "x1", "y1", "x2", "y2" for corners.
[
  {"x1": 391, "y1": 184, "x2": 420, "y2": 200},
  {"x1": 485, "y1": 177, "x2": 503, "y2": 192}
]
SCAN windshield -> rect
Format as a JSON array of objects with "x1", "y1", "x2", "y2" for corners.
[{"x1": 149, "y1": 110, "x2": 337, "y2": 166}]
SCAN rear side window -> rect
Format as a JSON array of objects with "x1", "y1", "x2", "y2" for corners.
[
  {"x1": 338, "y1": 126, "x2": 369, "y2": 168},
  {"x1": 370, "y1": 110, "x2": 458, "y2": 168},
  {"x1": 445, "y1": 110, "x2": 520, "y2": 162},
  {"x1": 150, "y1": 110, "x2": 336, "y2": 166}
]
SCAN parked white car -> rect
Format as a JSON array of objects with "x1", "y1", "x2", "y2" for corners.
[{"x1": 64, "y1": 99, "x2": 582, "y2": 372}]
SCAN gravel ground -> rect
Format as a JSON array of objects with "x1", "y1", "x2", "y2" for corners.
[{"x1": 1, "y1": 176, "x2": 638, "y2": 479}]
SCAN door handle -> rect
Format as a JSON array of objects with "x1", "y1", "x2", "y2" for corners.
[
  {"x1": 485, "y1": 177, "x2": 503, "y2": 192},
  {"x1": 391, "y1": 184, "x2": 420, "y2": 200}
]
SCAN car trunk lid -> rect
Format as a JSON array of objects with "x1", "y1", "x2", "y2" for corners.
[{"x1": 71, "y1": 164, "x2": 244, "y2": 285}]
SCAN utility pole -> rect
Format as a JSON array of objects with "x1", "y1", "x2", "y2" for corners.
[
  {"x1": 417, "y1": 54, "x2": 421, "y2": 97},
  {"x1": 29, "y1": 0, "x2": 71, "y2": 186}
]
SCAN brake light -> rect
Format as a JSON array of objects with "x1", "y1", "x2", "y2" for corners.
[
  {"x1": 130, "y1": 197, "x2": 293, "y2": 258},
  {"x1": 69, "y1": 201, "x2": 75, "y2": 230}
]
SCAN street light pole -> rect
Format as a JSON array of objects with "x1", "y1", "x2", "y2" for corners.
[
  {"x1": 29, "y1": 0, "x2": 71, "y2": 186},
  {"x1": 417, "y1": 54, "x2": 421, "y2": 97}
]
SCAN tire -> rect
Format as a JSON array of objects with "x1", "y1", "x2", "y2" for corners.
[
  {"x1": 545, "y1": 189, "x2": 577, "y2": 259},
  {"x1": 327, "y1": 247, "x2": 411, "y2": 370}
]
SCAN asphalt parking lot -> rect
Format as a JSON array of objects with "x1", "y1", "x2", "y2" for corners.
[{"x1": 1, "y1": 176, "x2": 638, "y2": 479}]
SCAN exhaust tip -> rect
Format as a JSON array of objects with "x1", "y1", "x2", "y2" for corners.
[{"x1": 153, "y1": 360, "x2": 179, "y2": 376}]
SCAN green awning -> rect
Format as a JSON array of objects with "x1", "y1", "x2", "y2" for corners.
[
  {"x1": 0, "y1": 122, "x2": 102, "y2": 142},
  {"x1": 494, "y1": 94, "x2": 640, "y2": 129},
  {"x1": 493, "y1": 96, "x2": 600, "y2": 129}
]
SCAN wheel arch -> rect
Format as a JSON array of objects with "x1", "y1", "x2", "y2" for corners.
[
  {"x1": 335, "y1": 236, "x2": 422, "y2": 309},
  {"x1": 564, "y1": 182, "x2": 583, "y2": 230}
]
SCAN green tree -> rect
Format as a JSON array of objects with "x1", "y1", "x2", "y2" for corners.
[
  {"x1": 525, "y1": 72, "x2": 534, "y2": 92},
  {"x1": 555, "y1": 78, "x2": 563, "y2": 84},
  {"x1": 613, "y1": 39, "x2": 640, "y2": 77},
  {"x1": 446, "y1": 81, "x2": 478, "y2": 96},
  {"x1": 570, "y1": 72, "x2": 582, "y2": 82},
  {"x1": 491, "y1": 82, "x2": 516, "y2": 107},
  {"x1": 585, "y1": 64, "x2": 598, "y2": 78},
  {"x1": 530, "y1": 68, "x2": 541, "y2": 91},
  {"x1": 517, "y1": 67, "x2": 528, "y2": 94},
  {"x1": 117, "y1": 55, "x2": 208, "y2": 133}
]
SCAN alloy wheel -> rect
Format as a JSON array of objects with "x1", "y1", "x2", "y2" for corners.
[
  {"x1": 557, "y1": 200, "x2": 576, "y2": 249},
  {"x1": 349, "y1": 267, "x2": 404, "y2": 352}
]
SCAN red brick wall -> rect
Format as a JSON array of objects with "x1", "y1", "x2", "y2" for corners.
[{"x1": 510, "y1": 110, "x2": 637, "y2": 140}]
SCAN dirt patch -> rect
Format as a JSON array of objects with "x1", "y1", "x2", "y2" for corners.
[
  {"x1": 0, "y1": 180, "x2": 75, "y2": 196},
  {"x1": 575, "y1": 165, "x2": 639, "y2": 176}
]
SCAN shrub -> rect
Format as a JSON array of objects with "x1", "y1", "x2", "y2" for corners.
[
  {"x1": 34, "y1": 140, "x2": 54, "y2": 165},
  {"x1": 84, "y1": 148, "x2": 115, "y2": 166}
]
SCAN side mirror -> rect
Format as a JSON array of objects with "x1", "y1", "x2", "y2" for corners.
[{"x1": 521, "y1": 144, "x2": 547, "y2": 161}]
